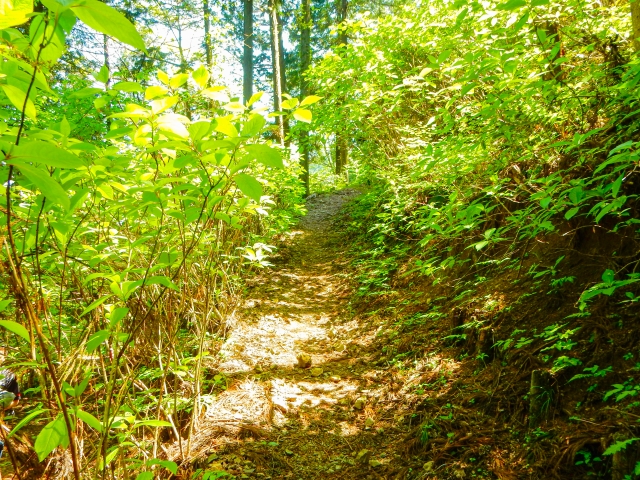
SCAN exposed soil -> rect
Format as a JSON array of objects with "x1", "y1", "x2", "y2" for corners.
[
  {"x1": 168, "y1": 189, "x2": 639, "y2": 480},
  {"x1": 171, "y1": 189, "x2": 434, "y2": 479}
]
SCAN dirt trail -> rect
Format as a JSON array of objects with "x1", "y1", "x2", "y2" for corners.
[{"x1": 178, "y1": 190, "x2": 419, "y2": 479}]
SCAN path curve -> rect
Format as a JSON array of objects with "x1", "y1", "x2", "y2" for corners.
[{"x1": 174, "y1": 189, "x2": 418, "y2": 479}]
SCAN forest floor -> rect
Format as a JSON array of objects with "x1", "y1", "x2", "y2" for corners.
[
  {"x1": 171, "y1": 187, "x2": 628, "y2": 480},
  {"x1": 177, "y1": 189, "x2": 432, "y2": 479}
]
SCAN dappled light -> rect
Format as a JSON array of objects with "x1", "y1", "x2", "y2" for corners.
[{"x1": 1, "y1": 0, "x2": 639, "y2": 477}]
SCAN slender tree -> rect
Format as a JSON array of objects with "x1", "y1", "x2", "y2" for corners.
[
  {"x1": 335, "y1": 0, "x2": 348, "y2": 175},
  {"x1": 243, "y1": 0, "x2": 254, "y2": 103},
  {"x1": 269, "y1": 0, "x2": 286, "y2": 145},
  {"x1": 299, "y1": 0, "x2": 312, "y2": 195},
  {"x1": 204, "y1": 0, "x2": 213, "y2": 79}
]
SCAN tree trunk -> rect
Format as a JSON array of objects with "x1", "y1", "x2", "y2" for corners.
[
  {"x1": 204, "y1": 0, "x2": 213, "y2": 84},
  {"x1": 299, "y1": 0, "x2": 312, "y2": 195},
  {"x1": 277, "y1": 5, "x2": 290, "y2": 145},
  {"x1": 529, "y1": 370, "x2": 552, "y2": 429},
  {"x1": 334, "y1": 0, "x2": 348, "y2": 175},
  {"x1": 269, "y1": 0, "x2": 285, "y2": 146},
  {"x1": 103, "y1": 34, "x2": 111, "y2": 131},
  {"x1": 243, "y1": 0, "x2": 254, "y2": 103},
  {"x1": 632, "y1": 0, "x2": 640, "y2": 51}
]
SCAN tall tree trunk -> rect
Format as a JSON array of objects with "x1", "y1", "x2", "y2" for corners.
[
  {"x1": 632, "y1": 0, "x2": 640, "y2": 51},
  {"x1": 204, "y1": 0, "x2": 213, "y2": 84},
  {"x1": 335, "y1": 0, "x2": 348, "y2": 175},
  {"x1": 269, "y1": 0, "x2": 285, "y2": 146},
  {"x1": 103, "y1": 34, "x2": 111, "y2": 131},
  {"x1": 277, "y1": 5, "x2": 290, "y2": 145},
  {"x1": 243, "y1": 0, "x2": 254, "y2": 103},
  {"x1": 299, "y1": 0, "x2": 312, "y2": 195}
]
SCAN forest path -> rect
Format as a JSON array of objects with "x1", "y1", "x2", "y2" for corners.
[{"x1": 179, "y1": 189, "x2": 416, "y2": 480}]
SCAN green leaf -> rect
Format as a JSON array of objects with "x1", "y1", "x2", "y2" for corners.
[
  {"x1": 241, "y1": 114, "x2": 266, "y2": 137},
  {"x1": 0, "y1": 0, "x2": 32, "y2": 28},
  {"x1": 496, "y1": 0, "x2": 526, "y2": 9},
  {"x1": 601, "y1": 269, "x2": 615, "y2": 284},
  {"x1": 513, "y1": 12, "x2": 529, "y2": 31},
  {"x1": 147, "y1": 459, "x2": 178, "y2": 474},
  {"x1": 603, "y1": 438, "x2": 639, "y2": 456},
  {"x1": 223, "y1": 101, "x2": 245, "y2": 113},
  {"x1": 474, "y1": 240, "x2": 488, "y2": 250},
  {"x1": 189, "y1": 121, "x2": 212, "y2": 141},
  {"x1": 97, "y1": 183, "x2": 113, "y2": 200},
  {"x1": 80, "y1": 295, "x2": 112, "y2": 316},
  {"x1": 244, "y1": 144, "x2": 283, "y2": 169},
  {"x1": 1, "y1": 84, "x2": 36, "y2": 119},
  {"x1": 234, "y1": 173, "x2": 263, "y2": 202},
  {"x1": 135, "y1": 473, "x2": 154, "y2": 480},
  {"x1": 107, "y1": 307, "x2": 129, "y2": 328},
  {"x1": 202, "y1": 87, "x2": 229, "y2": 103},
  {"x1": 60, "y1": 117, "x2": 71, "y2": 137},
  {"x1": 12, "y1": 163, "x2": 70, "y2": 210},
  {"x1": 34, "y1": 416, "x2": 68, "y2": 462},
  {"x1": 214, "y1": 118, "x2": 238, "y2": 137},
  {"x1": 611, "y1": 174, "x2": 624, "y2": 197},
  {"x1": 0, "y1": 320, "x2": 30, "y2": 342},
  {"x1": 93, "y1": 64, "x2": 109, "y2": 84},
  {"x1": 145, "y1": 85, "x2": 168, "y2": 100},
  {"x1": 0, "y1": 299, "x2": 12, "y2": 313},
  {"x1": 74, "y1": 375, "x2": 91, "y2": 397},
  {"x1": 86, "y1": 330, "x2": 110, "y2": 353},
  {"x1": 133, "y1": 419, "x2": 173, "y2": 428},
  {"x1": 112, "y1": 81, "x2": 143, "y2": 93},
  {"x1": 531, "y1": 0, "x2": 549, "y2": 6},
  {"x1": 169, "y1": 73, "x2": 189, "y2": 89},
  {"x1": 281, "y1": 98, "x2": 299, "y2": 110},
  {"x1": 151, "y1": 96, "x2": 178, "y2": 115},
  {"x1": 293, "y1": 108, "x2": 312, "y2": 123},
  {"x1": 8, "y1": 408, "x2": 46, "y2": 439},
  {"x1": 69, "y1": 87, "x2": 103, "y2": 98},
  {"x1": 299, "y1": 95, "x2": 322, "y2": 107},
  {"x1": 565, "y1": 207, "x2": 579, "y2": 220},
  {"x1": 192, "y1": 65, "x2": 210, "y2": 88},
  {"x1": 460, "y1": 83, "x2": 476, "y2": 96},
  {"x1": 71, "y1": 0, "x2": 146, "y2": 52},
  {"x1": 247, "y1": 91, "x2": 263, "y2": 106},
  {"x1": 143, "y1": 276, "x2": 179, "y2": 291},
  {"x1": 11, "y1": 141, "x2": 85, "y2": 169},
  {"x1": 76, "y1": 409, "x2": 103, "y2": 433}
]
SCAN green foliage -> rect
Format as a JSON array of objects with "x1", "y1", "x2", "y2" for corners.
[{"x1": 0, "y1": 0, "x2": 315, "y2": 476}]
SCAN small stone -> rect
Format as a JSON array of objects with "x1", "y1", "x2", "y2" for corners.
[
  {"x1": 354, "y1": 397, "x2": 366, "y2": 410},
  {"x1": 369, "y1": 459, "x2": 382, "y2": 468},
  {"x1": 355, "y1": 449, "x2": 371, "y2": 463},
  {"x1": 310, "y1": 367, "x2": 323, "y2": 377},
  {"x1": 297, "y1": 353, "x2": 312, "y2": 368},
  {"x1": 365, "y1": 417, "x2": 375, "y2": 428}
]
